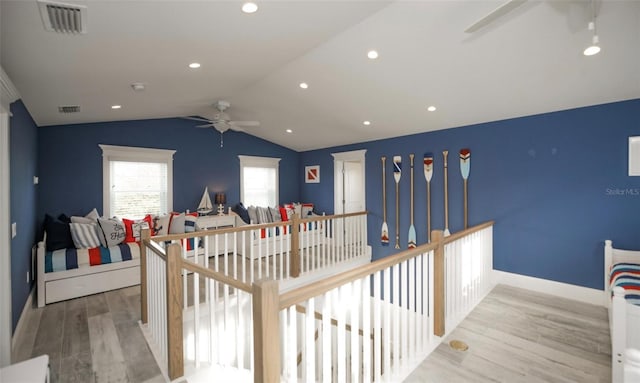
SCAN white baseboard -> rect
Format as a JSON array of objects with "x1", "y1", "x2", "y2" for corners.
[
  {"x1": 492, "y1": 270, "x2": 604, "y2": 307},
  {"x1": 11, "y1": 287, "x2": 34, "y2": 351}
]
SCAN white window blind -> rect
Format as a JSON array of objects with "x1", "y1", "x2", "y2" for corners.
[
  {"x1": 110, "y1": 161, "x2": 168, "y2": 217},
  {"x1": 239, "y1": 155, "x2": 280, "y2": 207}
]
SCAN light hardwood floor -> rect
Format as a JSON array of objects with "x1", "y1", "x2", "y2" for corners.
[
  {"x1": 12, "y1": 286, "x2": 166, "y2": 383},
  {"x1": 13, "y1": 284, "x2": 611, "y2": 382},
  {"x1": 405, "y1": 284, "x2": 611, "y2": 383}
]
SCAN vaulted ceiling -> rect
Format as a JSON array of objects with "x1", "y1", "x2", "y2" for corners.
[{"x1": 2, "y1": 1, "x2": 639, "y2": 151}]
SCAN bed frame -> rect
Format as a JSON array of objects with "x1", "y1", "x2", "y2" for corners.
[
  {"x1": 604, "y1": 240, "x2": 640, "y2": 382},
  {"x1": 36, "y1": 240, "x2": 140, "y2": 307}
]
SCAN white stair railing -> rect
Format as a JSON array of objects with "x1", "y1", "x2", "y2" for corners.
[
  {"x1": 277, "y1": 245, "x2": 438, "y2": 382},
  {"x1": 444, "y1": 224, "x2": 494, "y2": 331}
]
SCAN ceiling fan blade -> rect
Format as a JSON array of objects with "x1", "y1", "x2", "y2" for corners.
[
  {"x1": 229, "y1": 120, "x2": 260, "y2": 127},
  {"x1": 464, "y1": 0, "x2": 527, "y2": 33},
  {"x1": 196, "y1": 124, "x2": 215, "y2": 128},
  {"x1": 182, "y1": 116, "x2": 213, "y2": 123}
]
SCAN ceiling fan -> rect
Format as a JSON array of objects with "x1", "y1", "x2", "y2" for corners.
[{"x1": 184, "y1": 100, "x2": 260, "y2": 147}]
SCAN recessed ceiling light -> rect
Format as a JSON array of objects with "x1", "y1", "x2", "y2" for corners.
[
  {"x1": 286, "y1": 129, "x2": 293, "y2": 133},
  {"x1": 584, "y1": 45, "x2": 601, "y2": 56},
  {"x1": 242, "y1": 2, "x2": 258, "y2": 13},
  {"x1": 111, "y1": 105, "x2": 121, "y2": 109},
  {"x1": 367, "y1": 50, "x2": 379, "y2": 59},
  {"x1": 363, "y1": 121, "x2": 371, "y2": 126},
  {"x1": 188, "y1": 62, "x2": 201, "y2": 69},
  {"x1": 299, "y1": 82, "x2": 308, "y2": 89},
  {"x1": 427, "y1": 106, "x2": 436, "y2": 112}
]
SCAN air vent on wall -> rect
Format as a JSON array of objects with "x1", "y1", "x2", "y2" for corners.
[
  {"x1": 58, "y1": 105, "x2": 80, "y2": 113},
  {"x1": 38, "y1": 0, "x2": 87, "y2": 34}
]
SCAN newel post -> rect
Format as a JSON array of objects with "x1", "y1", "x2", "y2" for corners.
[
  {"x1": 140, "y1": 228, "x2": 150, "y2": 324},
  {"x1": 253, "y1": 279, "x2": 281, "y2": 383},
  {"x1": 166, "y1": 244, "x2": 184, "y2": 380},
  {"x1": 290, "y1": 214, "x2": 301, "y2": 278},
  {"x1": 432, "y1": 229, "x2": 445, "y2": 337}
]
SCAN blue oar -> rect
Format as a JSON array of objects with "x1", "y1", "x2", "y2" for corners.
[
  {"x1": 424, "y1": 153, "x2": 433, "y2": 242},
  {"x1": 393, "y1": 155, "x2": 402, "y2": 249},
  {"x1": 460, "y1": 149, "x2": 471, "y2": 229},
  {"x1": 381, "y1": 156, "x2": 389, "y2": 246},
  {"x1": 408, "y1": 154, "x2": 416, "y2": 248}
]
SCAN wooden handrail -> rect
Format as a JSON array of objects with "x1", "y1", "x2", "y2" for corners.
[
  {"x1": 279, "y1": 220, "x2": 494, "y2": 311},
  {"x1": 279, "y1": 241, "x2": 439, "y2": 310},
  {"x1": 150, "y1": 210, "x2": 368, "y2": 243},
  {"x1": 442, "y1": 220, "x2": 495, "y2": 245},
  {"x1": 180, "y1": 257, "x2": 252, "y2": 293}
]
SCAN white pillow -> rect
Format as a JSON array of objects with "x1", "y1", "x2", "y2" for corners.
[
  {"x1": 97, "y1": 218, "x2": 126, "y2": 247},
  {"x1": 153, "y1": 214, "x2": 171, "y2": 236},
  {"x1": 169, "y1": 213, "x2": 186, "y2": 234}
]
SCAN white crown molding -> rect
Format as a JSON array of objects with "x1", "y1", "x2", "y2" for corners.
[{"x1": 0, "y1": 66, "x2": 20, "y2": 110}]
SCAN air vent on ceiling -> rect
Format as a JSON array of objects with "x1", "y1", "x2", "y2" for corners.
[
  {"x1": 37, "y1": 0, "x2": 87, "y2": 34},
  {"x1": 58, "y1": 105, "x2": 80, "y2": 113}
]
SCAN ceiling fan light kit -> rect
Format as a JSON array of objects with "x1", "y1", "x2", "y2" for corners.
[{"x1": 584, "y1": 2, "x2": 601, "y2": 56}]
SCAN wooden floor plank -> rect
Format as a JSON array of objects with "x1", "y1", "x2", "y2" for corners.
[{"x1": 404, "y1": 284, "x2": 611, "y2": 383}]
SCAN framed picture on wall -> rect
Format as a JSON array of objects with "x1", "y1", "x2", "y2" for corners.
[{"x1": 305, "y1": 165, "x2": 320, "y2": 183}]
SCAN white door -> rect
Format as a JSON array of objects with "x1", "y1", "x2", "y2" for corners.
[
  {"x1": 332, "y1": 150, "x2": 366, "y2": 215},
  {"x1": 0, "y1": 105, "x2": 12, "y2": 367},
  {"x1": 343, "y1": 161, "x2": 363, "y2": 213}
]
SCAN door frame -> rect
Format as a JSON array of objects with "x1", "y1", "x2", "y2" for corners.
[
  {"x1": 1, "y1": 66, "x2": 19, "y2": 366},
  {"x1": 331, "y1": 149, "x2": 366, "y2": 215}
]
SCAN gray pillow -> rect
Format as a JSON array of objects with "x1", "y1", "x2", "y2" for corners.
[
  {"x1": 256, "y1": 207, "x2": 271, "y2": 224},
  {"x1": 169, "y1": 213, "x2": 185, "y2": 234},
  {"x1": 248, "y1": 206, "x2": 258, "y2": 224},
  {"x1": 268, "y1": 207, "x2": 281, "y2": 222},
  {"x1": 97, "y1": 218, "x2": 126, "y2": 247}
]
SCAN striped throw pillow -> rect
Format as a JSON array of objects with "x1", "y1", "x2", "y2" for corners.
[{"x1": 69, "y1": 222, "x2": 101, "y2": 249}]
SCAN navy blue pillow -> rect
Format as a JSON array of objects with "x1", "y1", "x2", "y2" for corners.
[
  {"x1": 43, "y1": 214, "x2": 74, "y2": 251},
  {"x1": 233, "y1": 203, "x2": 250, "y2": 224}
]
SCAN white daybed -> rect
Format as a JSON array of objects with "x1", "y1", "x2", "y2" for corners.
[
  {"x1": 37, "y1": 240, "x2": 140, "y2": 307},
  {"x1": 604, "y1": 240, "x2": 640, "y2": 383}
]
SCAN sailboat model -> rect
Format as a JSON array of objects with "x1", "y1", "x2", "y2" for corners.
[{"x1": 197, "y1": 187, "x2": 213, "y2": 215}]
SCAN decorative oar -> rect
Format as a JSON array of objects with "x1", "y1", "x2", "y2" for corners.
[
  {"x1": 460, "y1": 149, "x2": 471, "y2": 229},
  {"x1": 393, "y1": 155, "x2": 402, "y2": 249},
  {"x1": 443, "y1": 150, "x2": 450, "y2": 236},
  {"x1": 381, "y1": 156, "x2": 389, "y2": 246},
  {"x1": 423, "y1": 153, "x2": 434, "y2": 242},
  {"x1": 408, "y1": 154, "x2": 416, "y2": 249}
]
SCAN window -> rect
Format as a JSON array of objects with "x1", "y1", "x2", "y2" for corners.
[
  {"x1": 239, "y1": 155, "x2": 280, "y2": 207},
  {"x1": 100, "y1": 144, "x2": 175, "y2": 218}
]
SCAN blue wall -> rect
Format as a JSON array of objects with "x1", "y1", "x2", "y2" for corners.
[
  {"x1": 9, "y1": 100, "x2": 38, "y2": 331},
  {"x1": 300, "y1": 99, "x2": 640, "y2": 290},
  {"x1": 38, "y1": 118, "x2": 300, "y2": 219}
]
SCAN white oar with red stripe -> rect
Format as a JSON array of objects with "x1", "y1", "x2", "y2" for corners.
[
  {"x1": 393, "y1": 155, "x2": 402, "y2": 249},
  {"x1": 381, "y1": 156, "x2": 389, "y2": 246},
  {"x1": 424, "y1": 153, "x2": 433, "y2": 242},
  {"x1": 443, "y1": 150, "x2": 450, "y2": 237}
]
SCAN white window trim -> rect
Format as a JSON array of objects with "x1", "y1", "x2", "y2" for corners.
[
  {"x1": 100, "y1": 144, "x2": 175, "y2": 217},
  {"x1": 238, "y1": 155, "x2": 281, "y2": 206},
  {"x1": 0, "y1": 65, "x2": 19, "y2": 367}
]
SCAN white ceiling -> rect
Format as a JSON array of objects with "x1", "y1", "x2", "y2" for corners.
[{"x1": 2, "y1": 1, "x2": 639, "y2": 151}]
